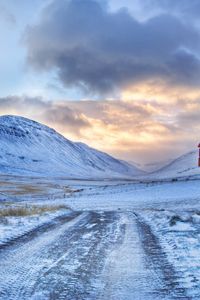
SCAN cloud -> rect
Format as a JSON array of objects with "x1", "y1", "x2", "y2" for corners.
[
  {"x1": 1, "y1": 95, "x2": 200, "y2": 162},
  {"x1": 143, "y1": 0, "x2": 200, "y2": 18},
  {"x1": 73, "y1": 95, "x2": 200, "y2": 161},
  {"x1": 24, "y1": 0, "x2": 200, "y2": 95},
  {"x1": 0, "y1": 96, "x2": 90, "y2": 137},
  {"x1": 0, "y1": 4, "x2": 16, "y2": 26}
]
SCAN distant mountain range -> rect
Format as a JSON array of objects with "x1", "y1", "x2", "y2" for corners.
[
  {"x1": 0, "y1": 115, "x2": 144, "y2": 179},
  {"x1": 128, "y1": 159, "x2": 174, "y2": 173},
  {"x1": 128, "y1": 150, "x2": 199, "y2": 180},
  {"x1": 149, "y1": 150, "x2": 199, "y2": 179},
  {"x1": 0, "y1": 115, "x2": 198, "y2": 180}
]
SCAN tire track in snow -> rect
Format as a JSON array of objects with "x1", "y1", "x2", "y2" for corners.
[
  {"x1": 0, "y1": 212, "x2": 123, "y2": 300},
  {"x1": 99, "y1": 212, "x2": 191, "y2": 300},
  {"x1": 0, "y1": 212, "x2": 88, "y2": 300},
  {"x1": 135, "y1": 213, "x2": 191, "y2": 299},
  {"x1": 31, "y1": 211, "x2": 123, "y2": 300},
  {"x1": 0, "y1": 211, "x2": 81, "y2": 251},
  {"x1": 99, "y1": 212, "x2": 167, "y2": 300},
  {"x1": 0, "y1": 211, "x2": 191, "y2": 300}
]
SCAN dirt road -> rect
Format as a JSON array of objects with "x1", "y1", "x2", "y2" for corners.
[{"x1": 0, "y1": 211, "x2": 189, "y2": 300}]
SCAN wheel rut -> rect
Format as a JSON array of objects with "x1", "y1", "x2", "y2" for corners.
[{"x1": 0, "y1": 211, "x2": 191, "y2": 300}]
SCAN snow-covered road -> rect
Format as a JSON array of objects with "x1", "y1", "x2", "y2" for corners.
[
  {"x1": 1, "y1": 179, "x2": 200, "y2": 299},
  {"x1": 0, "y1": 210, "x2": 191, "y2": 300}
]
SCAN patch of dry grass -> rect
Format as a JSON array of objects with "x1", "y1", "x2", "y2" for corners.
[
  {"x1": 2, "y1": 185, "x2": 45, "y2": 196},
  {"x1": 0, "y1": 204, "x2": 69, "y2": 217},
  {"x1": 0, "y1": 181, "x2": 75, "y2": 197}
]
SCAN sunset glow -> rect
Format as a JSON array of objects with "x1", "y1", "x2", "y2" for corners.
[{"x1": 0, "y1": 0, "x2": 200, "y2": 163}]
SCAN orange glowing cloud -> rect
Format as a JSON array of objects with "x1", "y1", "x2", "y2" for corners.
[
  {"x1": 121, "y1": 80, "x2": 200, "y2": 103},
  {"x1": 0, "y1": 92, "x2": 199, "y2": 163}
]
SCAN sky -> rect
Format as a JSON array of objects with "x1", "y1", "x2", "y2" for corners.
[{"x1": 0, "y1": 0, "x2": 200, "y2": 163}]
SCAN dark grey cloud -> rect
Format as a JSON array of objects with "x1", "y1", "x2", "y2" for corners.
[
  {"x1": 144, "y1": 0, "x2": 200, "y2": 18},
  {"x1": 24, "y1": 0, "x2": 200, "y2": 94},
  {"x1": 167, "y1": 49, "x2": 200, "y2": 86}
]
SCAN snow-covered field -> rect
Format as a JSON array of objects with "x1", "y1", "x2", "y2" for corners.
[{"x1": 0, "y1": 176, "x2": 200, "y2": 299}]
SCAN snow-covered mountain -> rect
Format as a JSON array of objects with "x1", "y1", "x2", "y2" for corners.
[
  {"x1": 151, "y1": 150, "x2": 199, "y2": 179},
  {"x1": 0, "y1": 115, "x2": 144, "y2": 178},
  {"x1": 128, "y1": 159, "x2": 174, "y2": 172}
]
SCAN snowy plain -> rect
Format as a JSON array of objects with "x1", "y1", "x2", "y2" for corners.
[{"x1": 0, "y1": 176, "x2": 200, "y2": 299}]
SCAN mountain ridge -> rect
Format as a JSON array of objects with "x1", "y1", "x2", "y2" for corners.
[
  {"x1": 149, "y1": 150, "x2": 199, "y2": 179},
  {"x1": 0, "y1": 115, "x2": 144, "y2": 179}
]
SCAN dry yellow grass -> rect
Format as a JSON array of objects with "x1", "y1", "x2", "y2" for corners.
[
  {"x1": 0, "y1": 204, "x2": 69, "y2": 217},
  {"x1": 0, "y1": 180, "x2": 74, "y2": 197}
]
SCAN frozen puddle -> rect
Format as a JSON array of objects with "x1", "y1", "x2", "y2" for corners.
[{"x1": 0, "y1": 211, "x2": 190, "y2": 299}]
